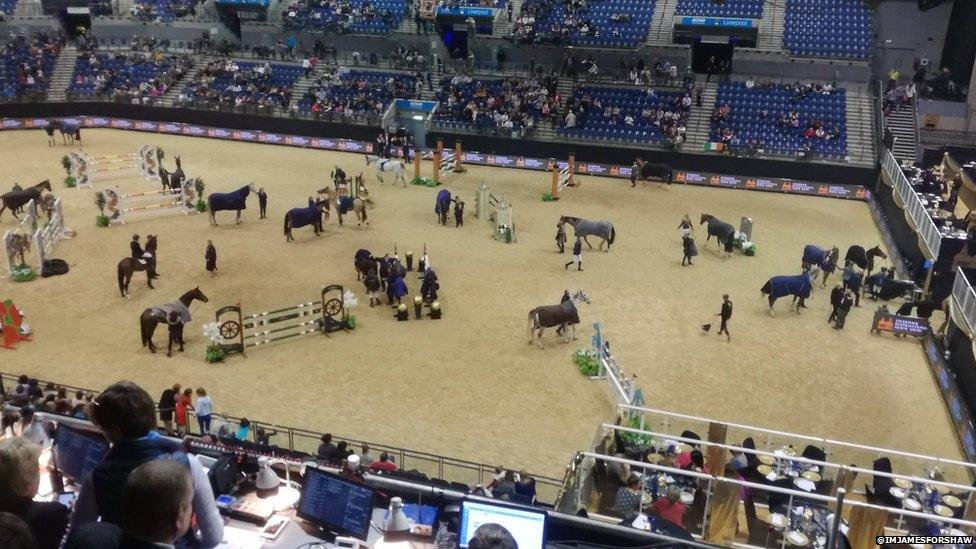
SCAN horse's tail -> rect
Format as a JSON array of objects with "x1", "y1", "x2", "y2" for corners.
[
  {"x1": 283, "y1": 213, "x2": 290, "y2": 235},
  {"x1": 526, "y1": 310, "x2": 537, "y2": 338},
  {"x1": 139, "y1": 312, "x2": 149, "y2": 347},
  {"x1": 608, "y1": 225, "x2": 616, "y2": 244}
]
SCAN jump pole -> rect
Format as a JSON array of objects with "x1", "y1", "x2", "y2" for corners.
[
  {"x1": 414, "y1": 146, "x2": 422, "y2": 181},
  {"x1": 550, "y1": 152, "x2": 576, "y2": 199},
  {"x1": 433, "y1": 139, "x2": 463, "y2": 184}
]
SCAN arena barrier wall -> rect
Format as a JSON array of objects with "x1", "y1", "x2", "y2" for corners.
[{"x1": 0, "y1": 116, "x2": 870, "y2": 201}]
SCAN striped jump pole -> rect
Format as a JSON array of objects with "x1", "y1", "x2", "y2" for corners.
[{"x1": 550, "y1": 152, "x2": 576, "y2": 200}]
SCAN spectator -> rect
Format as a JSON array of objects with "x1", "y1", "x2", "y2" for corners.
[
  {"x1": 613, "y1": 474, "x2": 642, "y2": 521},
  {"x1": 174, "y1": 388, "x2": 192, "y2": 436},
  {"x1": 0, "y1": 438, "x2": 69, "y2": 549},
  {"x1": 317, "y1": 433, "x2": 337, "y2": 459},
  {"x1": 234, "y1": 418, "x2": 251, "y2": 441},
  {"x1": 492, "y1": 470, "x2": 517, "y2": 499},
  {"x1": 368, "y1": 452, "x2": 398, "y2": 473},
  {"x1": 194, "y1": 388, "x2": 212, "y2": 434},
  {"x1": 564, "y1": 110, "x2": 576, "y2": 128},
  {"x1": 65, "y1": 381, "x2": 224, "y2": 548},
  {"x1": 65, "y1": 460, "x2": 195, "y2": 549},
  {"x1": 650, "y1": 486, "x2": 687, "y2": 527},
  {"x1": 359, "y1": 444, "x2": 375, "y2": 467},
  {"x1": 0, "y1": 512, "x2": 37, "y2": 549},
  {"x1": 468, "y1": 523, "x2": 518, "y2": 549},
  {"x1": 150, "y1": 396, "x2": 180, "y2": 436},
  {"x1": 513, "y1": 471, "x2": 536, "y2": 501}
]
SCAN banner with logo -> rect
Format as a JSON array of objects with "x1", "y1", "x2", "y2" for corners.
[
  {"x1": 872, "y1": 310, "x2": 930, "y2": 337},
  {"x1": 0, "y1": 116, "x2": 868, "y2": 200}
]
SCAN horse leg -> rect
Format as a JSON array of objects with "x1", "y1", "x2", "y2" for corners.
[
  {"x1": 767, "y1": 296, "x2": 776, "y2": 317},
  {"x1": 146, "y1": 321, "x2": 157, "y2": 353},
  {"x1": 147, "y1": 269, "x2": 154, "y2": 290},
  {"x1": 236, "y1": 210, "x2": 242, "y2": 225},
  {"x1": 570, "y1": 323, "x2": 577, "y2": 340},
  {"x1": 583, "y1": 235, "x2": 593, "y2": 249},
  {"x1": 536, "y1": 327, "x2": 545, "y2": 349}
]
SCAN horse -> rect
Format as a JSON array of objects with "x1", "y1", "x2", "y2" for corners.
[
  {"x1": 631, "y1": 157, "x2": 673, "y2": 187},
  {"x1": 802, "y1": 244, "x2": 840, "y2": 287},
  {"x1": 208, "y1": 183, "x2": 256, "y2": 226},
  {"x1": 699, "y1": 214, "x2": 736, "y2": 255},
  {"x1": 559, "y1": 216, "x2": 616, "y2": 251},
  {"x1": 284, "y1": 198, "x2": 327, "y2": 241},
  {"x1": 354, "y1": 248, "x2": 381, "y2": 280},
  {"x1": 0, "y1": 180, "x2": 51, "y2": 221},
  {"x1": 845, "y1": 245, "x2": 887, "y2": 275},
  {"x1": 527, "y1": 289, "x2": 591, "y2": 349},
  {"x1": 118, "y1": 235, "x2": 158, "y2": 298},
  {"x1": 316, "y1": 186, "x2": 368, "y2": 227},
  {"x1": 158, "y1": 155, "x2": 185, "y2": 191},
  {"x1": 5, "y1": 234, "x2": 31, "y2": 267},
  {"x1": 364, "y1": 155, "x2": 407, "y2": 187},
  {"x1": 435, "y1": 190, "x2": 452, "y2": 226},
  {"x1": 139, "y1": 287, "x2": 209, "y2": 356},
  {"x1": 761, "y1": 270, "x2": 814, "y2": 317},
  {"x1": 59, "y1": 120, "x2": 80, "y2": 145}
]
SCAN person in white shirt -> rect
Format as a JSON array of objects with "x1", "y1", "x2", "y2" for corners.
[
  {"x1": 194, "y1": 388, "x2": 213, "y2": 434},
  {"x1": 564, "y1": 110, "x2": 576, "y2": 128}
]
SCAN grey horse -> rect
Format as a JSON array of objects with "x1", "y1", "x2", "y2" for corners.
[{"x1": 559, "y1": 216, "x2": 616, "y2": 252}]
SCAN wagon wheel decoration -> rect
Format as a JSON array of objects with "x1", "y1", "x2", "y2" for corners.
[
  {"x1": 323, "y1": 298, "x2": 343, "y2": 318},
  {"x1": 219, "y1": 319, "x2": 241, "y2": 340}
]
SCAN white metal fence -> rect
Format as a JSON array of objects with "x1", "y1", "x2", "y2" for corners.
[
  {"x1": 882, "y1": 149, "x2": 942, "y2": 259},
  {"x1": 951, "y1": 266, "x2": 976, "y2": 337}
]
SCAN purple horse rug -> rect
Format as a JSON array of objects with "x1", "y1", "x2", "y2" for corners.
[
  {"x1": 209, "y1": 185, "x2": 251, "y2": 211},
  {"x1": 286, "y1": 203, "x2": 320, "y2": 228}
]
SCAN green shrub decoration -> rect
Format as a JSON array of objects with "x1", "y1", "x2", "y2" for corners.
[
  {"x1": 618, "y1": 414, "x2": 654, "y2": 447},
  {"x1": 195, "y1": 199, "x2": 207, "y2": 212},
  {"x1": 64, "y1": 176, "x2": 77, "y2": 188},
  {"x1": 10, "y1": 264, "x2": 37, "y2": 282},
  {"x1": 344, "y1": 315, "x2": 357, "y2": 330},
  {"x1": 95, "y1": 214, "x2": 109, "y2": 227},
  {"x1": 573, "y1": 349, "x2": 601, "y2": 376},
  {"x1": 205, "y1": 343, "x2": 226, "y2": 363},
  {"x1": 60, "y1": 155, "x2": 72, "y2": 174},
  {"x1": 410, "y1": 176, "x2": 439, "y2": 187},
  {"x1": 541, "y1": 192, "x2": 557, "y2": 202}
]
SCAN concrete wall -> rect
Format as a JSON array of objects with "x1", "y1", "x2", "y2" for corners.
[{"x1": 875, "y1": 0, "x2": 952, "y2": 77}]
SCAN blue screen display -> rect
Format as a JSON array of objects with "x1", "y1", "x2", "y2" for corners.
[
  {"x1": 55, "y1": 426, "x2": 109, "y2": 481},
  {"x1": 298, "y1": 468, "x2": 376, "y2": 540}
]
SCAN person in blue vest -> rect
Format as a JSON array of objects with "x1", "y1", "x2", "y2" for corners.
[{"x1": 65, "y1": 381, "x2": 224, "y2": 548}]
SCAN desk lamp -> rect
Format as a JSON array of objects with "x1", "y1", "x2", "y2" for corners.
[
  {"x1": 255, "y1": 457, "x2": 301, "y2": 511},
  {"x1": 384, "y1": 497, "x2": 411, "y2": 533}
]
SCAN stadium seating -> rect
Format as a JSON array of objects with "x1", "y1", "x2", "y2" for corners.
[
  {"x1": 0, "y1": 0, "x2": 17, "y2": 14},
  {"x1": 433, "y1": 75, "x2": 557, "y2": 137},
  {"x1": 675, "y1": 0, "x2": 762, "y2": 18},
  {"x1": 513, "y1": 0, "x2": 654, "y2": 48},
  {"x1": 183, "y1": 60, "x2": 301, "y2": 107},
  {"x1": 88, "y1": 0, "x2": 113, "y2": 15},
  {"x1": 298, "y1": 69, "x2": 417, "y2": 114},
  {"x1": 783, "y1": 0, "x2": 871, "y2": 60},
  {"x1": 710, "y1": 81, "x2": 847, "y2": 158},
  {"x1": 68, "y1": 53, "x2": 188, "y2": 98},
  {"x1": 558, "y1": 86, "x2": 689, "y2": 143},
  {"x1": 282, "y1": 0, "x2": 407, "y2": 34},
  {"x1": 0, "y1": 34, "x2": 59, "y2": 100},
  {"x1": 131, "y1": 0, "x2": 198, "y2": 21}
]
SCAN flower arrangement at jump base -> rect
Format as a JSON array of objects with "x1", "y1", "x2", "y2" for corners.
[
  {"x1": 342, "y1": 290, "x2": 358, "y2": 330},
  {"x1": 93, "y1": 191, "x2": 109, "y2": 227},
  {"x1": 60, "y1": 156, "x2": 76, "y2": 187},
  {"x1": 9, "y1": 264, "x2": 37, "y2": 282},
  {"x1": 541, "y1": 192, "x2": 557, "y2": 202},
  {"x1": 194, "y1": 179, "x2": 207, "y2": 212},
  {"x1": 201, "y1": 322, "x2": 226, "y2": 363},
  {"x1": 410, "y1": 176, "x2": 440, "y2": 187},
  {"x1": 573, "y1": 349, "x2": 601, "y2": 376}
]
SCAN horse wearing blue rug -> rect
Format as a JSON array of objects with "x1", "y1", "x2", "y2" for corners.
[
  {"x1": 208, "y1": 183, "x2": 256, "y2": 225},
  {"x1": 559, "y1": 216, "x2": 616, "y2": 251},
  {"x1": 435, "y1": 190, "x2": 452, "y2": 226},
  {"x1": 699, "y1": 213, "x2": 736, "y2": 256},
  {"x1": 316, "y1": 186, "x2": 368, "y2": 227},
  {"x1": 801, "y1": 244, "x2": 839, "y2": 287},
  {"x1": 283, "y1": 198, "x2": 326, "y2": 241},
  {"x1": 761, "y1": 271, "x2": 814, "y2": 316}
]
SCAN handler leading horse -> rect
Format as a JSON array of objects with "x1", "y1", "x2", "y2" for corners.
[
  {"x1": 559, "y1": 216, "x2": 616, "y2": 251},
  {"x1": 802, "y1": 244, "x2": 840, "y2": 287},
  {"x1": 140, "y1": 287, "x2": 209, "y2": 356},
  {"x1": 208, "y1": 183, "x2": 256, "y2": 225},
  {"x1": 527, "y1": 289, "x2": 591, "y2": 349}
]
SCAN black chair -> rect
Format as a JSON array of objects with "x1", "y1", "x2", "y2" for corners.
[
  {"x1": 448, "y1": 481, "x2": 471, "y2": 494},
  {"x1": 680, "y1": 430, "x2": 701, "y2": 446},
  {"x1": 870, "y1": 457, "x2": 900, "y2": 508},
  {"x1": 801, "y1": 445, "x2": 826, "y2": 463}
]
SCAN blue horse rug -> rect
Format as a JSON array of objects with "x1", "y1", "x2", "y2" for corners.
[
  {"x1": 210, "y1": 185, "x2": 251, "y2": 211},
  {"x1": 389, "y1": 276, "x2": 408, "y2": 299},
  {"x1": 338, "y1": 197, "x2": 355, "y2": 215},
  {"x1": 355, "y1": 249, "x2": 372, "y2": 263},
  {"x1": 802, "y1": 245, "x2": 835, "y2": 271},
  {"x1": 765, "y1": 274, "x2": 812, "y2": 299},
  {"x1": 286, "y1": 204, "x2": 319, "y2": 228},
  {"x1": 435, "y1": 190, "x2": 452, "y2": 213}
]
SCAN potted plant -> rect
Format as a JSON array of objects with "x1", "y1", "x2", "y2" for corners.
[
  {"x1": 60, "y1": 155, "x2": 72, "y2": 175},
  {"x1": 202, "y1": 322, "x2": 226, "y2": 363},
  {"x1": 194, "y1": 178, "x2": 207, "y2": 212}
]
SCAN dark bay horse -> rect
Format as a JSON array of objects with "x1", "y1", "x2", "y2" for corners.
[
  {"x1": 802, "y1": 244, "x2": 840, "y2": 287},
  {"x1": 118, "y1": 235, "x2": 158, "y2": 297},
  {"x1": 284, "y1": 198, "x2": 327, "y2": 241},
  {"x1": 208, "y1": 183, "x2": 256, "y2": 225},
  {"x1": 761, "y1": 271, "x2": 814, "y2": 317},
  {"x1": 527, "y1": 289, "x2": 591, "y2": 349},
  {"x1": 559, "y1": 216, "x2": 616, "y2": 251},
  {"x1": 699, "y1": 214, "x2": 736, "y2": 255},
  {"x1": 845, "y1": 245, "x2": 887, "y2": 275},
  {"x1": 631, "y1": 158, "x2": 673, "y2": 187},
  {"x1": 0, "y1": 180, "x2": 51, "y2": 221},
  {"x1": 140, "y1": 287, "x2": 208, "y2": 356},
  {"x1": 158, "y1": 155, "x2": 185, "y2": 191}
]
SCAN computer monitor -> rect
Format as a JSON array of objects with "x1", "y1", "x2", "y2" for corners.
[
  {"x1": 54, "y1": 426, "x2": 109, "y2": 481},
  {"x1": 459, "y1": 499, "x2": 547, "y2": 549},
  {"x1": 297, "y1": 467, "x2": 376, "y2": 541}
]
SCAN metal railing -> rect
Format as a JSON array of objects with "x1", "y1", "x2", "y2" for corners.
[
  {"x1": 0, "y1": 372, "x2": 564, "y2": 503},
  {"x1": 882, "y1": 148, "x2": 942, "y2": 259},
  {"x1": 951, "y1": 266, "x2": 976, "y2": 338}
]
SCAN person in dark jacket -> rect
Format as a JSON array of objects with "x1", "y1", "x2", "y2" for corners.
[
  {"x1": 130, "y1": 235, "x2": 157, "y2": 279},
  {"x1": 317, "y1": 433, "x2": 338, "y2": 460},
  {"x1": 833, "y1": 291, "x2": 854, "y2": 330},
  {"x1": 158, "y1": 384, "x2": 180, "y2": 436},
  {"x1": 0, "y1": 438, "x2": 70, "y2": 549},
  {"x1": 565, "y1": 238, "x2": 583, "y2": 271},
  {"x1": 204, "y1": 240, "x2": 217, "y2": 276},
  {"x1": 555, "y1": 223, "x2": 567, "y2": 253},
  {"x1": 828, "y1": 283, "x2": 844, "y2": 323},
  {"x1": 682, "y1": 235, "x2": 697, "y2": 266},
  {"x1": 257, "y1": 188, "x2": 268, "y2": 219},
  {"x1": 717, "y1": 294, "x2": 732, "y2": 342},
  {"x1": 364, "y1": 269, "x2": 381, "y2": 307},
  {"x1": 453, "y1": 198, "x2": 464, "y2": 228},
  {"x1": 0, "y1": 512, "x2": 37, "y2": 549}
]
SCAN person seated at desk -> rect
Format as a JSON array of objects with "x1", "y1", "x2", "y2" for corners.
[
  {"x1": 317, "y1": 433, "x2": 337, "y2": 460},
  {"x1": 468, "y1": 523, "x2": 518, "y2": 549},
  {"x1": 613, "y1": 474, "x2": 643, "y2": 522},
  {"x1": 0, "y1": 438, "x2": 70, "y2": 549},
  {"x1": 491, "y1": 470, "x2": 517, "y2": 500},
  {"x1": 369, "y1": 452, "x2": 398, "y2": 473},
  {"x1": 649, "y1": 486, "x2": 687, "y2": 528},
  {"x1": 65, "y1": 381, "x2": 224, "y2": 548},
  {"x1": 65, "y1": 460, "x2": 195, "y2": 549}
]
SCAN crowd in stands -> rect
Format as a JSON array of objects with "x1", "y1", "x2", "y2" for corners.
[
  {"x1": 438, "y1": 0, "x2": 506, "y2": 8},
  {"x1": 710, "y1": 79, "x2": 846, "y2": 158},
  {"x1": 560, "y1": 85, "x2": 691, "y2": 146},
  {"x1": 88, "y1": 0, "x2": 113, "y2": 15},
  {"x1": 434, "y1": 74, "x2": 560, "y2": 138},
  {"x1": 283, "y1": 0, "x2": 406, "y2": 34},
  {"x1": 68, "y1": 51, "x2": 193, "y2": 102},
  {"x1": 675, "y1": 0, "x2": 762, "y2": 18},
  {"x1": 131, "y1": 0, "x2": 198, "y2": 22},
  {"x1": 0, "y1": 0, "x2": 16, "y2": 14},
  {"x1": 511, "y1": 0, "x2": 653, "y2": 48},
  {"x1": 0, "y1": 31, "x2": 62, "y2": 101},
  {"x1": 298, "y1": 67, "x2": 419, "y2": 117},
  {"x1": 178, "y1": 59, "x2": 299, "y2": 109}
]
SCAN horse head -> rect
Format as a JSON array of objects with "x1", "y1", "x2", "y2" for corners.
[
  {"x1": 146, "y1": 234, "x2": 158, "y2": 252},
  {"x1": 870, "y1": 245, "x2": 888, "y2": 259},
  {"x1": 574, "y1": 289, "x2": 591, "y2": 305},
  {"x1": 247, "y1": 183, "x2": 258, "y2": 194},
  {"x1": 174, "y1": 156, "x2": 182, "y2": 169},
  {"x1": 38, "y1": 180, "x2": 52, "y2": 192},
  {"x1": 182, "y1": 286, "x2": 209, "y2": 306},
  {"x1": 634, "y1": 157, "x2": 645, "y2": 168},
  {"x1": 699, "y1": 213, "x2": 711, "y2": 225}
]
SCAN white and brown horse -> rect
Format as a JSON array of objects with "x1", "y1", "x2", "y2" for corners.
[{"x1": 527, "y1": 289, "x2": 591, "y2": 349}]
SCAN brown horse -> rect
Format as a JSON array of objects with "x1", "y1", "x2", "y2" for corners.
[
  {"x1": 5, "y1": 234, "x2": 31, "y2": 267},
  {"x1": 0, "y1": 180, "x2": 51, "y2": 221},
  {"x1": 527, "y1": 289, "x2": 591, "y2": 349},
  {"x1": 631, "y1": 157, "x2": 673, "y2": 187},
  {"x1": 316, "y1": 186, "x2": 369, "y2": 227},
  {"x1": 117, "y1": 235, "x2": 158, "y2": 297},
  {"x1": 140, "y1": 287, "x2": 209, "y2": 356}
]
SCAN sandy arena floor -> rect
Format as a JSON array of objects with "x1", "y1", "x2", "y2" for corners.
[{"x1": 0, "y1": 129, "x2": 963, "y2": 479}]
